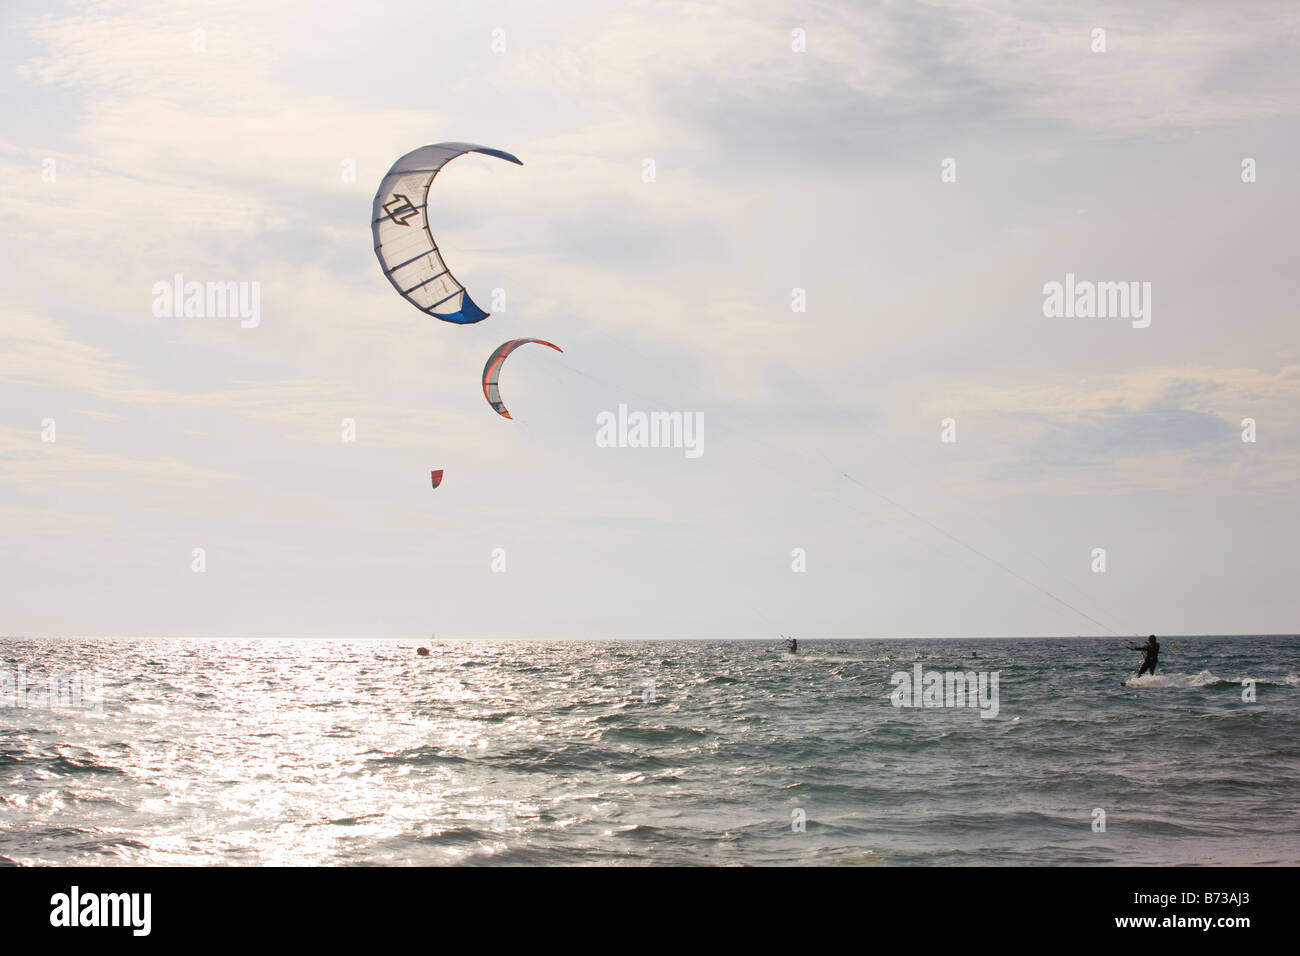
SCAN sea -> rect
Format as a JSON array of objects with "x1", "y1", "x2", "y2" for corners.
[{"x1": 1, "y1": 636, "x2": 1297, "y2": 866}]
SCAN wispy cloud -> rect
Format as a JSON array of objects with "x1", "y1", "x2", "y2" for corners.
[{"x1": 2, "y1": 0, "x2": 1298, "y2": 637}]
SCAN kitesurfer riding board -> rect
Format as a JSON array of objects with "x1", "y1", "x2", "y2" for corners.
[{"x1": 1120, "y1": 635, "x2": 1160, "y2": 684}]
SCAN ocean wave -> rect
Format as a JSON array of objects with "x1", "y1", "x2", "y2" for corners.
[
  {"x1": 46, "y1": 752, "x2": 129, "y2": 776},
  {"x1": 364, "y1": 747, "x2": 470, "y2": 767},
  {"x1": 596, "y1": 725, "x2": 710, "y2": 744},
  {"x1": 1124, "y1": 669, "x2": 1297, "y2": 689},
  {"x1": 4, "y1": 636, "x2": 1298, "y2": 866}
]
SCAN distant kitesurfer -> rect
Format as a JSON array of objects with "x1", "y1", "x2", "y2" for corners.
[
  {"x1": 783, "y1": 636, "x2": 798, "y2": 655},
  {"x1": 1129, "y1": 635, "x2": 1159, "y2": 676}
]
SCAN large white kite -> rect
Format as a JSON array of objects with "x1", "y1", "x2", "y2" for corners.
[{"x1": 371, "y1": 142, "x2": 522, "y2": 324}]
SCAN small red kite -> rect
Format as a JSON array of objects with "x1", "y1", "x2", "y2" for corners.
[{"x1": 430, "y1": 469, "x2": 444, "y2": 489}]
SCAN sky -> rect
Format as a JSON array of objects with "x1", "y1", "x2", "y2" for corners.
[{"x1": 1, "y1": 0, "x2": 1298, "y2": 639}]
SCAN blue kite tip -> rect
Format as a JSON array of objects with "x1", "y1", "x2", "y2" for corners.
[
  {"x1": 473, "y1": 146, "x2": 523, "y2": 166},
  {"x1": 431, "y1": 296, "x2": 491, "y2": 325}
]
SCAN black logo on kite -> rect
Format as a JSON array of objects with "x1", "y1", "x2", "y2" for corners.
[{"x1": 383, "y1": 193, "x2": 418, "y2": 226}]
